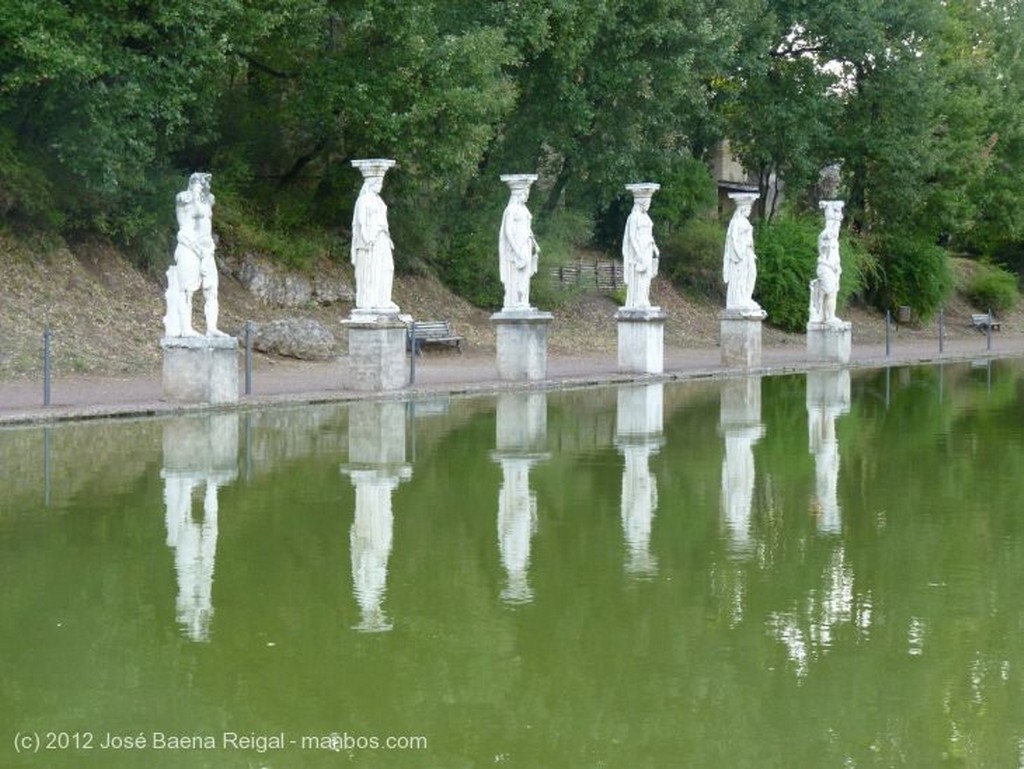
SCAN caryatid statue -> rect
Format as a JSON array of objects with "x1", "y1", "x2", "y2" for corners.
[
  {"x1": 164, "y1": 172, "x2": 226, "y2": 337},
  {"x1": 722, "y1": 192, "x2": 763, "y2": 314},
  {"x1": 809, "y1": 200, "x2": 847, "y2": 328},
  {"x1": 351, "y1": 159, "x2": 399, "y2": 313},
  {"x1": 622, "y1": 183, "x2": 661, "y2": 310},
  {"x1": 498, "y1": 174, "x2": 541, "y2": 311}
]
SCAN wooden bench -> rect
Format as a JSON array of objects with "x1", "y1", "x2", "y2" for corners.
[
  {"x1": 971, "y1": 313, "x2": 1001, "y2": 332},
  {"x1": 408, "y1": 320, "x2": 464, "y2": 353}
]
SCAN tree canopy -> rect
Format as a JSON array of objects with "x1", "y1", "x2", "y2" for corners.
[{"x1": 1, "y1": 0, "x2": 1022, "y2": 313}]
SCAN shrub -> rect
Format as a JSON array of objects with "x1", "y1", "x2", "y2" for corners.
[
  {"x1": 867, "y1": 234, "x2": 953, "y2": 321},
  {"x1": 753, "y1": 216, "x2": 819, "y2": 331},
  {"x1": 965, "y1": 261, "x2": 1019, "y2": 314},
  {"x1": 438, "y1": 220, "x2": 504, "y2": 309},
  {"x1": 660, "y1": 218, "x2": 725, "y2": 299}
]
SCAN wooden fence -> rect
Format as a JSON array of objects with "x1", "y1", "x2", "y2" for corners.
[{"x1": 550, "y1": 259, "x2": 623, "y2": 291}]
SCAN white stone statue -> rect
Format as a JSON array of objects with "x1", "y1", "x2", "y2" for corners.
[
  {"x1": 351, "y1": 159, "x2": 399, "y2": 313},
  {"x1": 809, "y1": 201, "x2": 847, "y2": 328},
  {"x1": 164, "y1": 172, "x2": 225, "y2": 337},
  {"x1": 722, "y1": 192, "x2": 763, "y2": 314},
  {"x1": 499, "y1": 174, "x2": 541, "y2": 311},
  {"x1": 622, "y1": 183, "x2": 661, "y2": 310}
]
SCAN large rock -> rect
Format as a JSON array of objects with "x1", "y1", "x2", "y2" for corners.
[
  {"x1": 253, "y1": 318, "x2": 337, "y2": 360},
  {"x1": 238, "y1": 254, "x2": 354, "y2": 307}
]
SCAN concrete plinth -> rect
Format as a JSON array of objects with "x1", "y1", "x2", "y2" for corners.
[
  {"x1": 806, "y1": 322, "x2": 852, "y2": 363},
  {"x1": 616, "y1": 308, "x2": 666, "y2": 374},
  {"x1": 162, "y1": 336, "x2": 239, "y2": 404},
  {"x1": 492, "y1": 309, "x2": 554, "y2": 381},
  {"x1": 720, "y1": 310, "x2": 766, "y2": 368},
  {"x1": 345, "y1": 316, "x2": 409, "y2": 391}
]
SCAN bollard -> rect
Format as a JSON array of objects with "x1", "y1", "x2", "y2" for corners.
[
  {"x1": 43, "y1": 327, "x2": 52, "y2": 407},
  {"x1": 938, "y1": 309, "x2": 944, "y2": 353},
  {"x1": 245, "y1": 320, "x2": 254, "y2": 395},
  {"x1": 987, "y1": 308, "x2": 993, "y2": 352},
  {"x1": 409, "y1": 321, "x2": 417, "y2": 385}
]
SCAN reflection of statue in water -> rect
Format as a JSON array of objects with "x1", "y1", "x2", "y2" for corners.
[
  {"x1": 621, "y1": 445, "x2": 658, "y2": 575},
  {"x1": 809, "y1": 201, "x2": 847, "y2": 328},
  {"x1": 161, "y1": 414, "x2": 238, "y2": 642},
  {"x1": 722, "y1": 193, "x2": 763, "y2": 313},
  {"x1": 721, "y1": 426, "x2": 763, "y2": 551},
  {"x1": 497, "y1": 458, "x2": 538, "y2": 603},
  {"x1": 164, "y1": 173, "x2": 225, "y2": 337},
  {"x1": 807, "y1": 370, "x2": 851, "y2": 535},
  {"x1": 499, "y1": 175, "x2": 541, "y2": 311},
  {"x1": 622, "y1": 184, "x2": 661, "y2": 310},
  {"x1": 349, "y1": 471, "x2": 397, "y2": 633},
  {"x1": 351, "y1": 159, "x2": 399, "y2": 313},
  {"x1": 164, "y1": 477, "x2": 221, "y2": 641}
]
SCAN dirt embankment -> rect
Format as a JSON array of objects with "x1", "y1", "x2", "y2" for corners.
[{"x1": 0, "y1": 234, "x2": 1018, "y2": 382}]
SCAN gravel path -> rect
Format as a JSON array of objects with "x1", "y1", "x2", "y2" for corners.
[{"x1": 3, "y1": 332, "x2": 1022, "y2": 426}]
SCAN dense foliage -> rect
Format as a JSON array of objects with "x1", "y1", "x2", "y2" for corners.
[{"x1": 1, "y1": 0, "x2": 1022, "y2": 314}]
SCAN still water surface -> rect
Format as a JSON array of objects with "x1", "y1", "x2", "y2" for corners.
[{"x1": 2, "y1": 361, "x2": 1024, "y2": 768}]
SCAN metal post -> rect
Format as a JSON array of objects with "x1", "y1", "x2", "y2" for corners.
[
  {"x1": 885, "y1": 310, "x2": 891, "y2": 358},
  {"x1": 938, "y1": 309, "x2": 944, "y2": 354},
  {"x1": 245, "y1": 320, "x2": 253, "y2": 395},
  {"x1": 409, "y1": 321, "x2": 417, "y2": 385},
  {"x1": 987, "y1": 308, "x2": 993, "y2": 351},
  {"x1": 43, "y1": 327, "x2": 51, "y2": 407}
]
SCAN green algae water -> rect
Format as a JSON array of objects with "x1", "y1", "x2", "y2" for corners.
[{"x1": 3, "y1": 360, "x2": 1024, "y2": 768}]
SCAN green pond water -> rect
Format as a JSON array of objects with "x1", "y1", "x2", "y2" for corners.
[{"x1": 2, "y1": 360, "x2": 1024, "y2": 768}]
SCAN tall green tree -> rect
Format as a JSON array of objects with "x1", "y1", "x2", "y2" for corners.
[
  {"x1": 483, "y1": 0, "x2": 741, "y2": 228},
  {"x1": 0, "y1": 0, "x2": 243, "y2": 238},
  {"x1": 213, "y1": 1, "x2": 517, "y2": 262}
]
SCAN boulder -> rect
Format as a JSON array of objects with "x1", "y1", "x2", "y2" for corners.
[
  {"x1": 238, "y1": 254, "x2": 354, "y2": 307},
  {"x1": 253, "y1": 318, "x2": 337, "y2": 360}
]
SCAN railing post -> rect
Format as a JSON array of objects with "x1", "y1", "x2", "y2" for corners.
[
  {"x1": 938, "y1": 308, "x2": 944, "y2": 353},
  {"x1": 987, "y1": 308, "x2": 993, "y2": 351},
  {"x1": 245, "y1": 320, "x2": 253, "y2": 396},
  {"x1": 409, "y1": 321, "x2": 417, "y2": 384}
]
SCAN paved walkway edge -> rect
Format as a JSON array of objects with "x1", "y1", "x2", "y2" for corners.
[{"x1": 2, "y1": 341, "x2": 1023, "y2": 426}]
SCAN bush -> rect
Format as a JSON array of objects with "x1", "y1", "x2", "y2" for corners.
[
  {"x1": 753, "y1": 217, "x2": 819, "y2": 331},
  {"x1": 438, "y1": 220, "x2": 504, "y2": 309},
  {"x1": 965, "y1": 261, "x2": 1019, "y2": 314},
  {"x1": 660, "y1": 218, "x2": 725, "y2": 299},
  {"x1": 868, "y1": 234, "x2": 954, "y2": 321}
]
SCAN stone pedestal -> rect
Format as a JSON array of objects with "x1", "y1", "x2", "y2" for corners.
[
  {"x1": 162, "y1": 336, "x2": 239, "y2": 404},
  {"x1": 345, "y1": 313, "x2": 409, "y2": 391},
  {"x1": 616, "y1": 307, "x2": 666, "y2": 374},
  {"x1": 806, "y1": 322, "x2": 852, "y2": 364},
  {"x1": 492, "y1": 309, "x2": 554, "y2": 381},
  {"x1": 720, "y1": 310, "x2": 766, "y2": 368}
]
